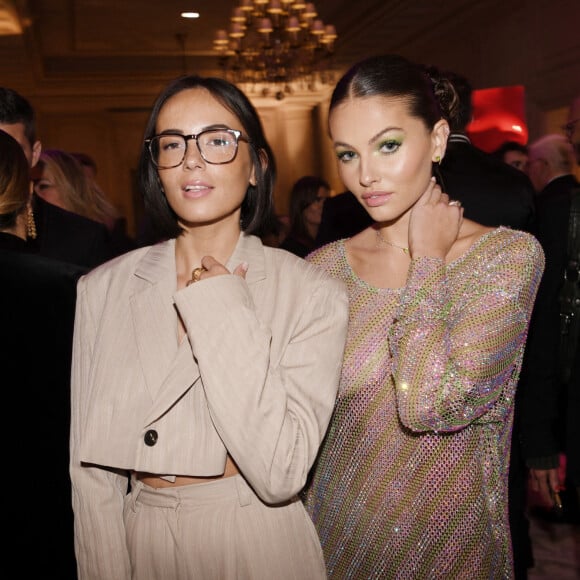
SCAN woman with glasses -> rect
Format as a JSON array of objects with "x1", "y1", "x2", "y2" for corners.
[
  {"x1": 280, "y1": 175, "x2": 331, "y2": 257},
  {"x1": 69, "y1": 75, "x2": 348, "y2": 580}
]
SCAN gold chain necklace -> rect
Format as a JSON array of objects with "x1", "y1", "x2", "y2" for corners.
[{"x1": 375, "y1": 229, "x2": 409, "y2": 254}]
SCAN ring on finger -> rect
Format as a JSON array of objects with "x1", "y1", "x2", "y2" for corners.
[
  {"x1": 448, "y1": 200, "x2": 462, "y2": 207},
  {"x1": 187, "y1": 266, "x2": 206, "y2": 286}
]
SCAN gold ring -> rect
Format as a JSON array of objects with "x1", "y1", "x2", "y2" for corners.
[{"x1": 187, "y1": 267, "x2": 206, "y2": 286}]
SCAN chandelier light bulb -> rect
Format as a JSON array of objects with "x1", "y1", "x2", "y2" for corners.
[
  {"x1": 268, "y1": 0, "x2": 283, "y2": 15},
  {"x1": 285, "y1": 16, "x2": 301, "y2": 32},
  {"x1": 214, "y1": 29, "x2": 229, "y2": 45},
  {"x1": 231, "y1": 8, "x2": 246, "y2": 23},
  {"x1": 303, "y1": 3, "x2": 317, "y2": 18},
  {"x1": 257, "y1": 17, "x2": 273, "y2": 34},
  {"x1": 229, "y1": 23, "x2": 245, "y2": 38},
  {"x1": 310, "y1": 19, "x2": 325, "y2": 35}
]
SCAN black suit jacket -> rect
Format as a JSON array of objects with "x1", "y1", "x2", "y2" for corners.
[
  {"x1": 315, "y1": 190, "x2": 373, "y2": 246},
  {"x1": 440, "y1": 134, "x2": 536, "y2": 232},
  {"x1": 519, "y1": 174, "x2": 580, "y2": 485},
  {"x1": 30, "y1": 194, "x2": 116, "y2": 268},
  {"x1": 0, "y1": 234, "x2": 86, "y2": 578}
]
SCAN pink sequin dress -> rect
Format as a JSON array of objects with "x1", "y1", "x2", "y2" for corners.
[{"x1": 303, "y1": 227, "x2": 544, "y2": 579}]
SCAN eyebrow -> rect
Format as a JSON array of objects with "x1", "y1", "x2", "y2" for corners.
[
  {"x1": 334, "y1": 126, "x2": 404, "y2": 149},
  {"x1": 158, "y1": 124, "x2": 234, "y2": 135}
]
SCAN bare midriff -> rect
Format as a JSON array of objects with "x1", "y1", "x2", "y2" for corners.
[{"x1": 135, "y1": 455, "x2": 240, "y2": 488}]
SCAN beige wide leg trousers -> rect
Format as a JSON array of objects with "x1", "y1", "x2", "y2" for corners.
[{"x1": 123, "y1": 475, "x2": 326, "y2": 579}]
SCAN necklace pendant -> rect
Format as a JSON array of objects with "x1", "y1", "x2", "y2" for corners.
[{"x1": 375, "y1": 229, "x2": 410, "y2": 254}]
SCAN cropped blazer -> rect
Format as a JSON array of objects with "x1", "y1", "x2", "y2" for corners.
[{"x1": 70, "y1": 232, "x2": 348, "y2": 497}]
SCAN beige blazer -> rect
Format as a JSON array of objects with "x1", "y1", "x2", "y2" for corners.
[{"x1": 70, "y1": 233, "x2": 348, "y2": 578}]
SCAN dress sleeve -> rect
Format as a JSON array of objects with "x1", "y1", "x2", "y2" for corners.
[
  {"x1": 174, "y1": 271, "x2": 349, "y2": 504},
  {"x1": 70, "y1": 276, "x2": 132, "y2": 580},
  {"x1": 390, "y1": 234, "x2": 544, "y2": 433}
]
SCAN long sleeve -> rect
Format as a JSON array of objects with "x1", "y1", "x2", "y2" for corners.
[
  {"x1": 70, "y1": 277, "x2": 132, "y2": 580},
  {"x1": 174, "y1": 268, "x2": 349, "y2": 504},
  {"x1": 390, "y1": 233, "x2": 544, "y2": 433}
]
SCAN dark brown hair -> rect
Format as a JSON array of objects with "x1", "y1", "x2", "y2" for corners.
[
  {"x1": 0, "y1": 129, "x2": 30, "y2": 228},
  {"x1": 138, "y1": 75, "x2": 276, "y2": 240}
]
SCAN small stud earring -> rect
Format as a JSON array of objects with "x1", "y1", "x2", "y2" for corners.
[{"x1": 434, "y1": 155, "x2": 441, "y2": 164}]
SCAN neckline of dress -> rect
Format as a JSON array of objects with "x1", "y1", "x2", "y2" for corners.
[{"x1": 340, "y1": 226, "x2": 503, "y2": 292}]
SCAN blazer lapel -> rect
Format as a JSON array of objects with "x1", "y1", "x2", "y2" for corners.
[
  {"x1": 131, "y1": 240, "x2": 184, "y2": 401},
  {"x1": 134, "y1": 234, "x2": 266, "y2": 423}
]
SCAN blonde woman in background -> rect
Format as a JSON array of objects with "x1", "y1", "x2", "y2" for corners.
[
  {"x1": 34, "y1": 149, "x2": 136, "y2": 254},
  {"x1": 34, "y1": 149, "x2": 119, "y2": 228}
]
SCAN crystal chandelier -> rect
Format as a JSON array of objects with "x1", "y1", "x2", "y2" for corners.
[{"x1": 213, "y1": 0, "x2": 338, "y2": 99}]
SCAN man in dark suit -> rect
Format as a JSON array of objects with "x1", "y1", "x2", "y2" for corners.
[
  {"x1": 0, "y1": 86, "x2": 115, "y2": 268},
  {"x1": 437, "y1": 72, "x2": 536, "y2": 232},
  {"x1": 432, "y1": 67, "x2": 538, "y2": 579},
  {"x1": 519, "y1": 133, "x2": 580, "y2": 523}
]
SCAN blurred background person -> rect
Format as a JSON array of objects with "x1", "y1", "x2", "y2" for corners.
[
  {"x1": 0, "y1": 129, "x2": 85, "y2": 579},
  {"x1": 436, "y1": 68, "x2": 536, "y2": 234},
  {"x1": 0, "y1": 87, "x2": 115, "y2": 268},
  {"x1": 257, "y1": 210, "x2": 290, "y2": 248},
  {"x1": 280, "y1": 175, "x2": 330, "y2": 257},
  {"x1": 71, "y1": 151, "x2": 137, "y2": 252},
  {"x1": 520, "y1": 133, "x2": 580, "y2": 524},
  {"x1": 564, "y1": 94, "x2": 580, "y2": 164},
  {"x1": 492, "y1": 141, "x2": 529, "y2": 172},
  {"x1": 34, "y1": 149, "x2": 135, "y2": 255},
  {"x1": 315, "y1": 189, "x2": 373, "y2": 247}
]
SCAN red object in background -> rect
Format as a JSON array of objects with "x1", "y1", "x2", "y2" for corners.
[{"x1": 467, "y1": 85, "x2": 528, "y2": 153}]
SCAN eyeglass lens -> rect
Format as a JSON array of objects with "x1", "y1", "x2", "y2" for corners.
[{"x1": 150, "y1": 130, "x2": 240, "y2": 168}]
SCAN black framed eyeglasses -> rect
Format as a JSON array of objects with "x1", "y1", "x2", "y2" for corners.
[{"x1": 146, "y1": 128, "x2": 250, "y2": 169}]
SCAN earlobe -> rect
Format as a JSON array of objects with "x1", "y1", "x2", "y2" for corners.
[{"x1": 432, "y1": 119, "x2": 450, "y2": 163}]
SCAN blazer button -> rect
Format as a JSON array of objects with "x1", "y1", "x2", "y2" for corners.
[{"x1": 144, "y1": 429, "x2": 158, "y2": 446}]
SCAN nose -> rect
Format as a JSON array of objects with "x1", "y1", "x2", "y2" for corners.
[
  {"x1": 183, "y1": 138, "x2": 205, "y2": 168},
  {"x1": 358, "y1": 156, "x2": 378, "y2": 187}
]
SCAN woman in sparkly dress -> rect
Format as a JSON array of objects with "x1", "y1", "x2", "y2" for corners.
[{"x1": 302, "y1": 55, "x2": 545, "y2": 579}]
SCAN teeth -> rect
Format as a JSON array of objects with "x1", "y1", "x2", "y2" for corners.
[{"x1": 185, "y1": 185, "x2": 205, "y2": 191}]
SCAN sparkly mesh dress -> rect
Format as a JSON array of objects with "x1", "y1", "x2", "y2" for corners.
[{"x1": 303, "y1": 227, "x2": 544, "y2": 580}]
